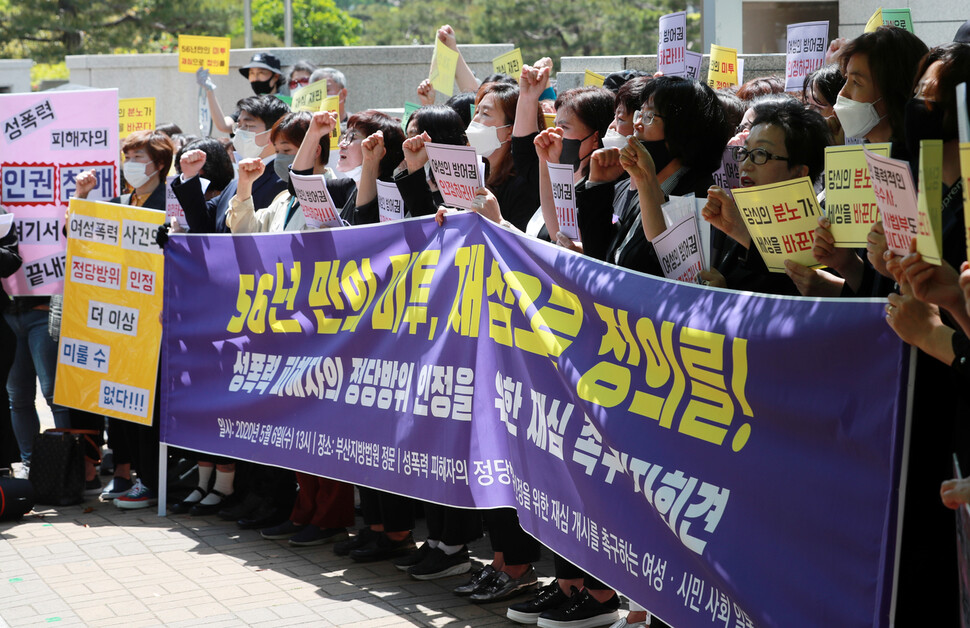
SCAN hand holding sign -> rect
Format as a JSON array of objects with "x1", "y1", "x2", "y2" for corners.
[
  {"x1": 180, "y1": 149, "x2": 207, "y2": 179},
  {"x1": 869, "y1": 221, "x2": 892, "y2": 278},
  {"x1": 74, "y1": 170, "x2": 98, "y2": 199},
  {"x1": 813, "y1": 215, "x2": 860, "y2": 274},
  {"x1": 884, "y1": 279, "x2": 943, "y2": 349},
  {"x1": 893, "y1": 238, "x2": 963, "y2": 311},
  {"x1": 534, "y1": 127, "x2": 564, "y2": 164},
  {"x1": 403, "y1": 131, "x2": 431, "y2": 174},
  {"x1": 471, "y1": 187, "x2": 502, "y2": 224}
]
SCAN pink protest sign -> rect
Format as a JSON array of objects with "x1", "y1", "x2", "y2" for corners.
[{"x1": 0, "y1": 89, "x2": 119, "y2": 295}]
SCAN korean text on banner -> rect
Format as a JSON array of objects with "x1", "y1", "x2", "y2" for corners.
[
  {"x1": 377, "y1": 180, "x2": 405, "y2": 222},
  {"x1": 178, "y1": 34, "x2": 231, "y2": 75},
  {"x1": 583, "y1": 70, "x2": 606, "y2": 87},
  {"x1": 685, "y1": 51, "x2": 703, "y2": 81},
  {"x1": 712, "y1": 147, "x2": 740, "y2": 192},
  {"x1": 54, "y1": 198, "x2": 163, "y2": 425},
  {"x1": 915, "y1": 139, "x2": 943, "y2": 265},
  {"x1": 731, "y1": 176, "x2": 823, "y2": 272},
  {"x1": 162, "y1": 212, "x2": 907, "y2": 628},
  {"x1": 290, "y1": 173, "x2": 343, "y2": 229},
  {"x1": 825, "y1": 143, "x2": 890, "y2": 247},
  {"x1": 708, "y1": 45, "x2": 739, "y2": 90},
  {"x1": 429, "y1": 38, "x2": 459, "y2": 97},
  {"x1": 492, "y1": 49, "x2": 524, "y2": 80},
  {"x1": 653, "y1": 213, "x2": 705, "y2": 284},
  {"x1": 658, "y1": 11, "x2": 687, "y2": 77},
  {"x1": 0, "y1": 89, "x2": 119, "y2": 296},
  {"x1": 118, "y1": 98, "x2": 156, "y2": 139},
  {"x1": 784, "y1": 21, "x2": 828, "y2": 92},
  {"x1": 164, "y1": 175, "x2": 187, "y2": 229},
  {"x1": 291, "y1": 79, "x2": 328, "y2": 113},
  {"x1": 864, "y1": 149, "x2": 920, "y2": 256},
  {"x1": 324, "y1": 95, "x2": 341, "y2": 151},
  {"x1": 425, "y1": 142, "x2": 482, "y2": 210},
  {"x1": 547, "y1": 163, "x2": 579, "y2": 240}
]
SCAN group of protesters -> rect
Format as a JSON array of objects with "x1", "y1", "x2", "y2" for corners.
[{"x1": 3, "y1": 18, "x2": 970, "y2": 628}]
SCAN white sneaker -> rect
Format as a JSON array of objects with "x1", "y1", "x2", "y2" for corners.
[{"x1": 13, "y1": 463, "x2": 29, "y2": 480}]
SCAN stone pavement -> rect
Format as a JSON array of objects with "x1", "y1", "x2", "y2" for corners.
[{"x1": 0, "y1": 496, "x2": 561, "y2": 627}]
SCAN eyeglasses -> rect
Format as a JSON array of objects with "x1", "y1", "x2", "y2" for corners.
[
  {"x1": 633, "y1": 110, "x2": 662, "y2": 126},
  {"x1": 288, "y1": 77, "x2": 310, "y2": 90},
  {"x1": 730, "y1": 146, "x2": 790, "y2": 165},
  {"x1": 338, "y1": 130, "x2": 361, "y2": 145},
  {"x1": 232, "y1": 121, "x2": 265, "y2": 134}
]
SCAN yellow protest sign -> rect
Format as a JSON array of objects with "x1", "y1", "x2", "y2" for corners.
[
  {"x1": 493, "y1": 49, "x2": 524, "y2": 80},
  {"x1": 865, "y1": 8, "x2": 914, "y2": 33},
  {"x1": 177, "y1": 34, "x2": 231, "y2": 75},
  {"x1": 324, "y1": 95, "x2": 341, "y2": 151},
  {"x1": 708, "y1": 45, "x2": 739, "y2": 90},
  {"x1": 824, "y1": 143, "x2": 890, "y2": 247},
  {"x1": 291, "y1": 79, "x2": 328, "y2": 113},
  {"x1": 543, "y1": 113, "x2": 557, "y2": 130},
  {"x1": 961, "y1": 143, "x2": 970, "y2": 262},
  {"x1": 118, "y1": 97, "x2": 156, "y2": 139},
  {"x1": 429, "y1": 38, "x2": 459, "y2": 97},
  {"x1": 915, "y1": 139, "x2": 943, "y2": 265},
  {"x1": 584, "y1": 70, "x2": 606, "y2": 87},
  {"x1": 864, "y1": 9, "x2": 883, "y2": 32},
  {"x1": 54, "y1": 199, "x2": 165, "y2": 425},
  {"x1": 731, "y1": 177, "x2": 824, "y2": 273}
]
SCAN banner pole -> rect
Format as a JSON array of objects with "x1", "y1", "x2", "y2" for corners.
[{"x1": 157, "y1": 442, "x2": 167, "y2": 517}]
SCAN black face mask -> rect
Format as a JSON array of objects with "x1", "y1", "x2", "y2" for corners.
[
  {"x1": 559, "y1": 132, "x2": 596, "y2": 172},
  {"x1": 639, "y1": 139, "x2": 673, "y2": 173},
  {"x1": 251, "y1": 78, "x2": 275, "y2": 95},
  {"x1": 903, "y1": 98, "x2": 951, "y2": 158}
]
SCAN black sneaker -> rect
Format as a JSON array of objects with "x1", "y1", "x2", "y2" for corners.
[
  {"x1": 469, "y1": 565, "x2": 538, "y2": 604},
  {"x1": 393, "y1": 541, "x2": 433, "y2": 571},
  {"x1": 349, "y1": 532, "x2": 416, "y2": 562},
  {"x1": 334, "y1": 527, "x2": 379, "y2": 556},
  {"x1": 83, "y1": 478, "x2": 103, "y2": 496},
  {"x1": 507, "y1": 581, "x2": 570, "y2": 624},
  {"x1": 453, "y1": 564, "x2": 497, "y2": 596},
  {"x1": 536, "y1": 587, "x2": 620, "y2": 628},
  {"x1": 407, "y1": 546, "x2": 471, "y2": 580}
]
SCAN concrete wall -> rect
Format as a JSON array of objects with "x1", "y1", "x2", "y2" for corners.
[
  {"x1": 555, "y1": 54, "x2": 787, "y2": 92},
  {"x1": 839, "y1": 0, "x2": 965, "y2": 46},
  {"x1": 65, "y1": 44, "x2": 512, "y2": 136},
  {"x1": 0, "y1": 59, "x2": 33, "y2": 94}
]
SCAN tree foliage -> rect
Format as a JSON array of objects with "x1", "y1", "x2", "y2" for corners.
[
  {"x1": 0, "y1": 0, "x2": 235, "y2": 63},
  {"x1": 250, "y1": 0, "x2": 361, "y2": 48}
]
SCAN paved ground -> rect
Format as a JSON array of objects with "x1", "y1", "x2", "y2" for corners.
[{"x1": 0, "y1": 494, "x2": 562, "y2": 628}]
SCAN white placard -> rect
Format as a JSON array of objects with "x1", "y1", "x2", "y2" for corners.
[
  {"x1": 291, "y1": 172, "x2": 343, "y2": 229},
  {"x1": 785, "y1": 21, "x2": 829, "y2": 92},
  {"x1": 863, "y1": 149, "x2": 919, "y2": 256},
  {"x1": 658, "y1": 12, "x2": 687, "y2": 78},
  {"x1": 653, "y1": 213, "x2": 705, "y2": 284},
  {"x1": 547, "y1": 163, "x2": 579, "y2": 241},
  {"x1": 425, "y1": 142, "x2": 483, "y2": 210},
  {"x1": 377, "y1": 180, "x2": 404, "y2": 222}
]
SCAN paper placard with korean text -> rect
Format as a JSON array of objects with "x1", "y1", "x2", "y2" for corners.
[
  {"x1": 54, "y1": 198, "x2": 164, "y2": 425},
  {"x1": 825, "y1": 143, "x2": 890, "y2": 247},
  {"x1": 178, "y1": 35, "x2": 231, "y2": 75}
]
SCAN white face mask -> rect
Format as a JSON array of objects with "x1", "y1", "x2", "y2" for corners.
[
  {"x1": 466, "y1": 121, "x2": 509, "y2": 158},
  {"x1": 601, "y1": 129, "x2": 628, "y2": 150},
  {"x1": 833, "y1": 94, "x2": 885, "y2": 139},
  {"x1": 232, "y1": 128, "x2": 269, "y2": 159},
  {"x1": 345, "y1": 165, "x2": 363, "y2": 185},
  {"x1": 123, "y1": 161, "x2": 156, "y2": 189}
]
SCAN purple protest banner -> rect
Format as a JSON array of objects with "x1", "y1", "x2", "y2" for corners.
[{"x1": 162, "y1": 213, "x2": 908, "y2": 627}]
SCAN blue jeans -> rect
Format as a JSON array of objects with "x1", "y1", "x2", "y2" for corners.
[{"x1": 4, "y1": 308, "x2": 71, "y2": 464}]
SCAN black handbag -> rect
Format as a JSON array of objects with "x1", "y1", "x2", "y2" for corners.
[
  {"x1": 29, "y1": 428, "x2": 99, "y2": 506},
  {"x1": 0, "y1": 476, "x2": 35, "y2": 520}
]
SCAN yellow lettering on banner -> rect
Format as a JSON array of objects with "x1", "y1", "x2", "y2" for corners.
[
  {"x1": 373, "y1": 253, "x2": 415, "y2": 334},
  {"x1": 177, "y1": 34, "x2": 231, "y2": 75},
  {"x1": 730, "y1": 176, "x2": 824, "y2": 273},
  {"x1": 824, "y1": 143, "x2": 890, "y2": 247},
  {"x1": 429, "y1": 38, "x2": 459, "y2": 97},
  {"x1": 324, "y1": 94, "x2": 341, "y2": 151},
  {"x1": 269, "y1": 262, "x2": 302, "y2": 333},
  {"x1": 340, "y1": 258, "x2": 378, "y2": 332},
  {"x1": 118, "y1": 98, "x2": 156, "y2": 140},
  {"x1": 492, "y1": 49, "x2": 524, "y2": 80},
  {"x1": 916, "y1": 139, "x2": 943, "y2": 265},
  {"x1": 448, "y1": 244, "x2": 484, "y2": 338},
  {"x1": 584, "y1": 70, "x2": 605, "y2": 87},
  {"x1": 308, "y1": 261, "x2": 344, "y2": 334},
  {"x1": 961, "y1": 143, "x2": 970, "y2": 263},
  {"x1": 54, "y1": 198, "x2": 165, "y2": 426},
  {"x1": 291, "y1": 79, "x2": 327, "y2": 113},
  {"x1": 708, "y1": 45, "x2": 738, "y2": 89}
]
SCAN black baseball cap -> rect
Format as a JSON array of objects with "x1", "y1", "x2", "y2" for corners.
[{"x1": 240, "y1": 52, "x2": 282, "y2": 78}]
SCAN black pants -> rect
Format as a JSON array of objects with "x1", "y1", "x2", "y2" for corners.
[
  {"x1": 483, "y1": 507, "x2": 540, "y2": 565},
  {"x1": 553, "y1": 554, "x2": 607, "y2": 589},
  {"x1": 359, "y1": 486, "x2": 414, "y2": 533},
  {"x1": 424, "y1": 503, "x2": 482, "y2": 546}
]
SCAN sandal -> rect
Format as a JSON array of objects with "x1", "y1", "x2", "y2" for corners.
[
  {"x1": 188, "y1": 488, "x2": 231, "y2": 516},
  {"x1": 169, "y1": 487, "x2": 207, "y2": 514}
]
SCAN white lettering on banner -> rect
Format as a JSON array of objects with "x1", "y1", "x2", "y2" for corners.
[
  {"x1": 413, "y1": 363, "x2": 474, "y2": 421},
  {"x1": 59, "y1": 337, "x2": 110, "y2": 373},
  {"x1": 99, "y1": 380, "x2": 149, "y2": 418},
  {"x1": 69, "y1": 255, "x2": 119, "y2": 289}
]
